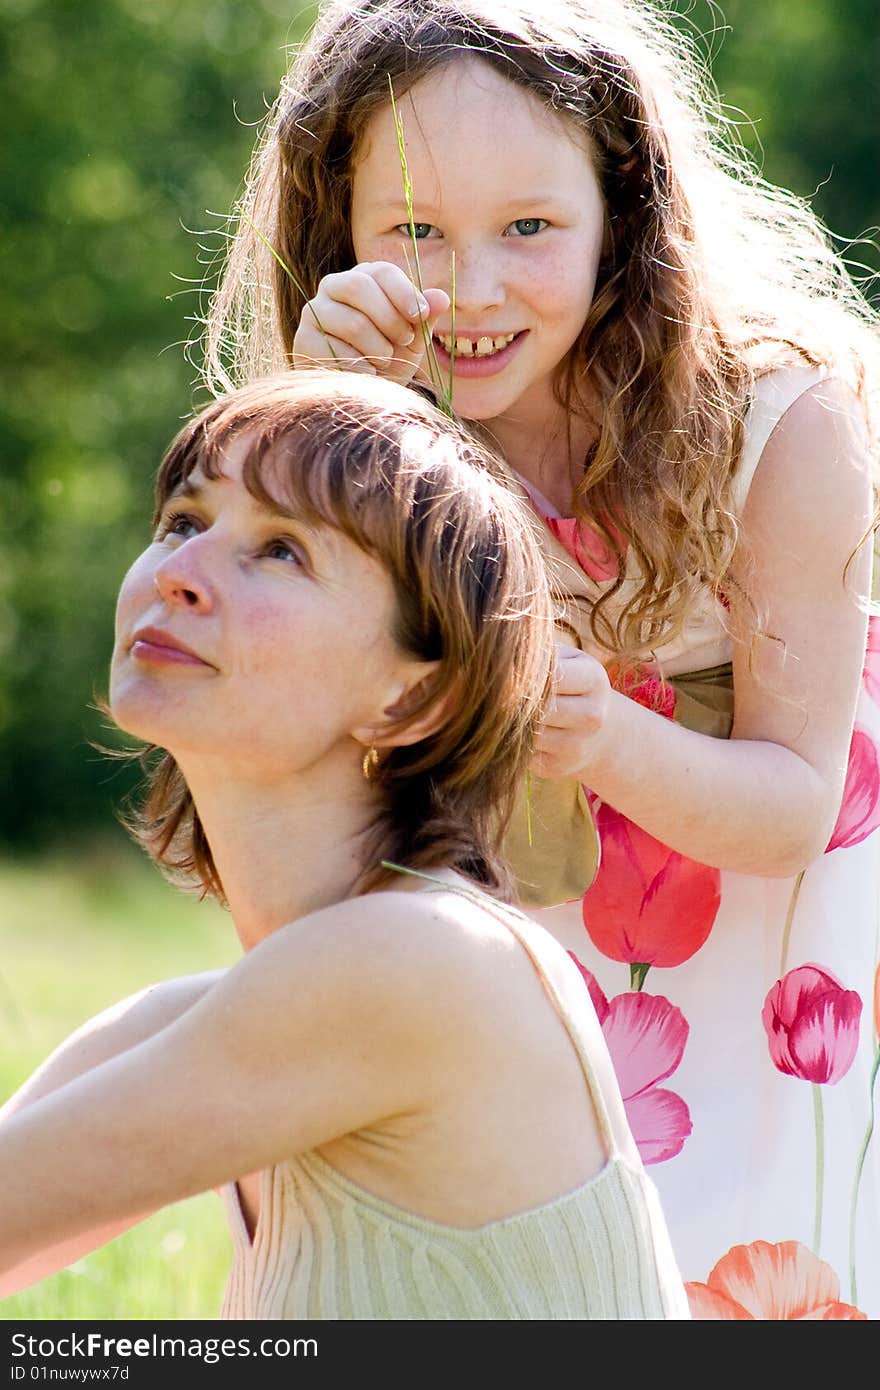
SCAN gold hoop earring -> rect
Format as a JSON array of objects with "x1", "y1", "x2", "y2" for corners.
[{"x1": 362, "y1": 746, "x2": 380, "y2": 782}]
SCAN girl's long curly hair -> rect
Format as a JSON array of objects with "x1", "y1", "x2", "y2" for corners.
[{"x1": 201, "y1": 0, "x2": 880, "y2": 664}]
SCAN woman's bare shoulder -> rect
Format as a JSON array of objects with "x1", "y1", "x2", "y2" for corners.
[
  {"x1": 291, "y1": 881, "x2": 516, "y2": 975},
  {"x1": 238, "y1": 881, "x2": 520, "y2": 1044}
]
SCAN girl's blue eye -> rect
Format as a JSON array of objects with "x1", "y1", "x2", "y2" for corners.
[
  {"x1": 397, "y1": 222, "x2": 436, "y2": 240},
  {"x1": 507, "y1": 218, "x2": 547, "y2": 236}
]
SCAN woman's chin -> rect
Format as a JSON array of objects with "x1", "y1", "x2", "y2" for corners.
[{"x1": 107, "y1": 683, "x2": 184, "y2": 751}]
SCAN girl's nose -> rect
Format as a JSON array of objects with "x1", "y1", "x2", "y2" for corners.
[
  {"x1": 152, "y1": 541, "x2": 216, "y2": 612},
  {"x1": 449, "y1": 245, "x2": 505, "y2": 315}
]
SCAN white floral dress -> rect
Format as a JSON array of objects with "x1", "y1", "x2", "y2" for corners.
[{"x1": 505, "y1": 367, "x2": 880, "y2": 1319}]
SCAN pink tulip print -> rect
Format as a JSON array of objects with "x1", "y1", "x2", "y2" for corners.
[
  {"x1": 581, "y1": 802, "x2": 721, "y2": 985},
  {"x1": 826, "y1": 724, "x2": 880, "y2": 853},
  {"x1": 762, "y1": 964, "x2": 861, "y2": 1085},
  {"x1": 686, "y1": 1241, "x2": 866, "y2": 1319},
  {"x1": 763, "y1": 964, "x2": 862, "y2": 1253},
  {"x1": 568, "y1": 953, "x2": 692, "y2": 1164}
]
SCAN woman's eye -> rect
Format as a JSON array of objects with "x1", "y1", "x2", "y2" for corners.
[
  {"x1": 505, "y1": 218, "x2": 547, "y2": 237},
  {"x1": 396, "y1": 222, "x2": 437, "y2": 240},
  {"x1": 264, "y1": 539, "x2": 306, "y2": 565},
  {"x1": 155, "y1": 511, "x2": 200, "y2": 541}
]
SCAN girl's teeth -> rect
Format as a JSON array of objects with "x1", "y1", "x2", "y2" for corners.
[{"x1": 439, "y1": 333, "x2": 516, "y2": 357}]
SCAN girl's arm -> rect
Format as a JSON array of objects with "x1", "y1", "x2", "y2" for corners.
[
  {"x1": 0, "y1": 970, "x2": 225, "y2": 1296},
  {"x1": 534, "y1": 379, "x2": 875, "y2": 876},
  {"x1": 0, "y1": 898, "x2": 451, "y2": 1292}
]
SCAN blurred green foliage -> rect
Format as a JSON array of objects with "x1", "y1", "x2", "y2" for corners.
[
  {"x1": 1, "y1": 0, "x2": 318, "y2": 844},
  {"x1": 2, "y1": 0, "x2": 878, "y2": 848}
]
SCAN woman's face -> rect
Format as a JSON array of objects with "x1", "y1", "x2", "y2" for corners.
[
  {"x1": 110, "y1": 435, "x2": 416, "y2": 780},
  {"x1": 350, "y1": 58, "x2": 606, "y2": 432}
]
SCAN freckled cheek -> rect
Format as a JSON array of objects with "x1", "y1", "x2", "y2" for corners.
[
  {"x1": 531, "y1": 247, "x2": 600, "y2": 320},
  {"x1": 241, "y1": 607, "x2": 338, "y2": 691},
  {"x1": 355, "y1": 230, "x2": 409, "y2": 273}
]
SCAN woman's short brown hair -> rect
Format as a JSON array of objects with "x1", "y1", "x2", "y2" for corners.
[{"x1": 119, "y1": 369, "x2": 556, "y2": 901}]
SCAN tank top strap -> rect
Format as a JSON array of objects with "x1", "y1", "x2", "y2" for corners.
[
  {"x1": 469, "y1": 892, "x2": 621, "y2": 1159},
  {"x1": 383, "y1": 866, "x2": 622, "y2": 1160}
]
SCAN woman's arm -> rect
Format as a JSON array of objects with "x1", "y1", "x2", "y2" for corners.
[
  {"x1": 1, "y1": 971, "x2": 227, "y2": 1121},
  {"x1": 533, "y1": 379, "x2": 875, "y2": 876},
  {"x1": 0, "y1": 970, "x2": 225, "y2": 1296},
  {"x1": 0, "y1": 900, "x2": 447, "y2": 1290}
]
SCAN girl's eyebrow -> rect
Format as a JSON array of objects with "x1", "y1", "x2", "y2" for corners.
[{"x1": 363, "y1": 191, "x2": 581, "y2": 215}]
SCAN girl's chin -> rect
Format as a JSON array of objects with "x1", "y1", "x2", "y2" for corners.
[{"x1": 413, "y1": 374, "x2": 521, "y2": 424}]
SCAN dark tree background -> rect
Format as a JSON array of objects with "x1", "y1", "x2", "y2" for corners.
[{"x1": 2, "y1": 0, "x2": 878, "y2": 847}]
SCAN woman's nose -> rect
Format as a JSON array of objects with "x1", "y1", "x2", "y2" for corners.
[{"x1": 153, "y1": 541, "x2": 216, "y2": 612}]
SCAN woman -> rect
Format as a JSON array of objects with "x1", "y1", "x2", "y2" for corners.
[{"x1": 0, "y1": 370, "x2": 689, "y2": 1320}]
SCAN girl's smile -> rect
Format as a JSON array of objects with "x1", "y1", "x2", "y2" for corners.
[
  {"x1": 432, "y1": 329, "x2": 527, "y2": 377},
  {"x1": 350, "y1": 58, "x2": 606, "y2": 438}
]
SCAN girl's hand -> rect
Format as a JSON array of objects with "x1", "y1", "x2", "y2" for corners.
[
  {"x1": 532, "y1": 643, "x2": 613, "y2": 780},
  {"x1": 293, "y1": 261, "x2": 450, "y2": 385}
]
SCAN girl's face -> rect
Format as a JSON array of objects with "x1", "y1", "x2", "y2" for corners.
[
  {"x1": 110, "y1": 436, "x2": 418, "y2": 782},
  {"x1": 351, "y1": 58, "x2": 606, "y2": 431}
]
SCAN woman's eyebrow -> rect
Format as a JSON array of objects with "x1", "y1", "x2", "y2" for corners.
[
  {"x1": 165, "y1": 478, "x2": 293, "y2": 520},
  {"x1": 166, "y1": 480, "x2": 203, "y2": 502},
  {"x1": 164, "y1": 475, "x2": 331, "y2": 542}
]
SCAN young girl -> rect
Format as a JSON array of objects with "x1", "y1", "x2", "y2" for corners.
[
  {"x1": 203, "y1": 0, "x2": 880, "y2": 1318},
  {"x1": 0, "y1": 370, "x2": 690, "y2": 1320}
]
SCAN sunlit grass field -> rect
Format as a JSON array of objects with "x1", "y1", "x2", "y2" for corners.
[{"x1": 0, "y1": 841, "x2": 241, "y2": 1320}]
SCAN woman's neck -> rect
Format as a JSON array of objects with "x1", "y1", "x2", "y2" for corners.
[{"x1": 177, "y1": 754, "x2": 380, "y2": 951}]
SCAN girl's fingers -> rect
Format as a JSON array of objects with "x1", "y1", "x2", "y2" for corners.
[
  {"x1": 422, "y1": 287, "x2": 452, "y2": 317},
  {"x1": 310, "y1": 300, "x2": 399, "y2": 363},
  {"x1": 293, "y1": 334, "x2": 380, "y2": 373},
  {"x1": 359, "y1": 263, "x2": 451, "y2": 331},
  {"x1": 322, "y1": 264, "x2": 428, "y2": 349},
  {"x1": 552, "y1": 647, "x2": 608, "y2": 696},
  {"x1": 294, "y1": 263, "x2": 453, "y2": 380}
]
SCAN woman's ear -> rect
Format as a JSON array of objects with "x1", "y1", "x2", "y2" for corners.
[{"x1": 353, "y1": 663, "x2": 459, "y2": 750}]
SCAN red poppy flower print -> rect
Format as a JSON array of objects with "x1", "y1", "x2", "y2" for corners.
[
  {"x1": 762, "y1": 964, "x2": 862, "y2": 1084},
  {"x1": 568, "y1": 954, "x2": 692, "y2": 1164},
  {"x1": 582, "y1": 803, "x2": 720, "y2": 971},
  {"x1": 608, "y1": 665, "x2": 677, "y2": 720},
  {"x1": 686, "y1": 1241, "x2": 866, "y2": 1319},
  {"x1": 862, "y1": 613, "x2": 880, "y2": 706},
  {"x1": 826, "y1": 724, "x2": 880, "y2": 852}
]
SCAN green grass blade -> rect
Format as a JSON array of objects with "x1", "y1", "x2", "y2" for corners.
[
  {"x1": 447, "y1": 251, "x2": 456, "y2": 403},
  {"x1": 240, "y1": 210, "x2": 338, "y2": 360},
  {"x1": 387, "y1": 77, "x2": 455, "y2": 417}
]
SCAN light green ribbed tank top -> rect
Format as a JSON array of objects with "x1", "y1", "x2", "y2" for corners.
[{"x1": 220, "y1": 888, "x2": 690, "y2": 1320}]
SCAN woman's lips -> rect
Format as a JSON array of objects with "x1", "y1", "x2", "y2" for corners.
[
  {"x1": 431, "y1": 330, "x2": 527, "y2": 378},
  {"x1": 130, "y1": 628, "x2": 211, "y2": 667}
]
